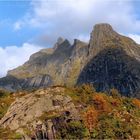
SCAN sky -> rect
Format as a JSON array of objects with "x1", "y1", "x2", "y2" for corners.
[{"x1": 0, "y1": 0, "x2": 140, "y2": 77}]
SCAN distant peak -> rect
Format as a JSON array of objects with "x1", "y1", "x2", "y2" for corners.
[
  {"x1": 94, "y1": 23, "x2": 113, "y2": 30},
  {"x1": 89, "y1": 23, "x2": 118, "y2": 47},
  {"x1": 93, "y1": 23, "x2": 116, "y2": 36},
  {"x1": 88, "y1": 23, "x2": 119, "y2": 57},
  {"x1": 53, "y1": 37, "x2": 70, "y2": 50},
  {"x1": 56, "y1": 37, "x2": 65, "y2": 45}
]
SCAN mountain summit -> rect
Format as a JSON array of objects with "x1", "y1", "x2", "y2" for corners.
[{"x1": 0, "y1": 23, "x2": 140, "y2": 97}]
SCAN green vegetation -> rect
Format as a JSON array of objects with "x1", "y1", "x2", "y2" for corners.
[
  {"x1": 39, "y1": 110, "x2": 61, "y2": 121},
  {"x1": 0, "y1": 89, "x2": 14, "y2": 119},
  {"x1": 65, "y1": 121, "x2": 88, "y2": 139},
  {"x1": 0, "y1": 89, "x2": 27, "y2": 119},
  {"x1": 0, "y1": 89, "x2": 27, "y2": 139},
  {"x1": 0, "y1": 127, "x2": 22, "y2": 139},
  {"x1": 62, "y1": 85, "x2": 140, "y2": 139},
  {"x1": 0, "y1": 85, "x2": 140, "y2": 139}
]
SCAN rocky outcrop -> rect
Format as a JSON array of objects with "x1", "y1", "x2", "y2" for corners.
[{"x1": 0, "y1": 87, "x2": 80, "y2": 138}]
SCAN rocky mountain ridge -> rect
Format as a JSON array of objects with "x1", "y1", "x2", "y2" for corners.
[{"x1": 0, "y1": 23, "x2": 140, "y2": 97}]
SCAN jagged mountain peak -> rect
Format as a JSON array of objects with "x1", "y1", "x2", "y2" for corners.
[
  {"x1": 93, "y1": 23, "x2": 116, "y2": 33},
  {"x1": 90, "y1": 23, "x2": 117, "y2": 44},
  {"x1": 91, "y1": 23, "x2": 118, "y2": 41},
  {"x1": 30, "y1": 37, "x2": 71, "y2": 62},
  {"x1": 57, "y1": 37, "x2": 65, "y2": 44},
  {"x1": 53, "y1": 37, "x2": 71, "y2": 50},
  {"x1": 89, "y1": 23, "x2": 140, "y2": 59}
]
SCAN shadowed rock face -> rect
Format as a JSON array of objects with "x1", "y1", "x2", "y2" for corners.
[
  {"x1": 77, "y1": 47, "x2": 140, "y2": 97},
  {"x1": 0, "y1": 74, "x2": 53, "y2": 91},
  {"x1": 22, "y1": 74, "x2": 53, "y2": 89},
  {"x1": 0, "y1": 76, "x2": 23, "y2": 91}
]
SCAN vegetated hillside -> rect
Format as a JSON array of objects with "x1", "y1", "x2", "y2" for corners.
[
  {"x1": 0, "y1": 23, "x2": 140, "y2": 97},
  {"x1": 0, "y1": 85, "x2": 140, "y2": 139}
]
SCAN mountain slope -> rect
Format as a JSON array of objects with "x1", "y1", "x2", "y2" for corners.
[{"x1": 0, "y1": 86, "x2": 140, "y2": 139}]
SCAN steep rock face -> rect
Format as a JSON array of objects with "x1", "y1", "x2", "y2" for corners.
[
  {"x1": 77, "y1": 47, "x2": 140, "y2": 97},
  {"x1": 0, "y1": 74, "x2": 53, "y2": 91},
  {"x1": 60, "y1": 39, "x2": 88, "y2": 86}
]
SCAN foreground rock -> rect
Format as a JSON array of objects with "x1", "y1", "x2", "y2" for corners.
[{"x1": 0, "y1": 87, "x2": 80, "y2": 139}]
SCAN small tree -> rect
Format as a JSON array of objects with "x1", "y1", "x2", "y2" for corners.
[
  {"x1": 132, "y1": 98, "x2": 140, "y2": 108},
  {"x1": 93, "y1": 94, "x2": 111, "y2": 113},
  {"x1": 83, "y1": 107, "x2": 98, "y2": 132}
]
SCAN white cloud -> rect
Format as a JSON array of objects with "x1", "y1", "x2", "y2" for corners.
[
  {"x1": 14, "y1": 0, "x2": 140, "y2": 41},
  {"x1": 0, "y1": 43, "x2": 42, "y2": 77},
  {"x1": 128, "y1": 34, "x2": 140, "y2": 44}
]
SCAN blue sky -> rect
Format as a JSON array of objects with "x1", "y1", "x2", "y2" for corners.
[
  {"x1": 0, "y1": 1, "x2": 37, "y2": 46},
  {"x1": 0, "y1": 0, "x2": 140, "y2": 77}
]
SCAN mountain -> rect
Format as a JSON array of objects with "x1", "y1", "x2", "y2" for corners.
[
  {"x1": 0, "y1": 23, "x2": 140, "y2": 97},
  {"x1": 1, "y1": 24, "x2": 140, "y2": 139}
]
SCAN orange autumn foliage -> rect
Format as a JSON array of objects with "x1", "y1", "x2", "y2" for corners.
[
  {"x1": 93, "y1": 94, "x2": 111, "y2": 113},
  {"x1": 83, "y1": 107, "x2": 98, "y2": 132},
  {"x1": 132, "y1": 98, "x2": 140, "y2": 108}
]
